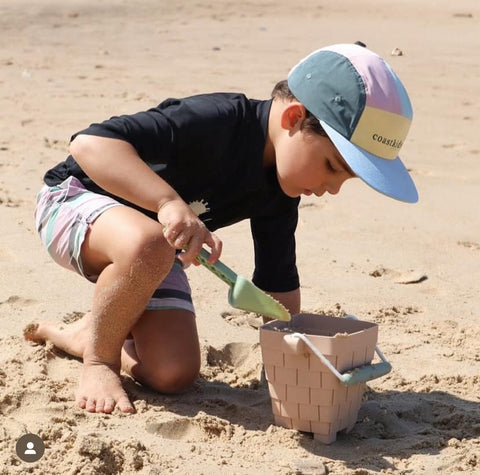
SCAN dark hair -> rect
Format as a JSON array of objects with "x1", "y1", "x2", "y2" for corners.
[{"x1": 271, "y1": 79, "x2": 328, "y2": 137}]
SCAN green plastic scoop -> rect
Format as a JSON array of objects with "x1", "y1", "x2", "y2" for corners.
[{"x1": 196, "y1": 248, "x2": 291, "y2": 321}]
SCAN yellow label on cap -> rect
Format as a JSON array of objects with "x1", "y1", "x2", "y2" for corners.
[{"x1": 350, "y1": 106, "x2": 411, "y2": 160}]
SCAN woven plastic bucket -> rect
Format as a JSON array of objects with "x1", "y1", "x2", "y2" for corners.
[{"x1": 259, "y1": 313, "x2": 391, "y2": 444}]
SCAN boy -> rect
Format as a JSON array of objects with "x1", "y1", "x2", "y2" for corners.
[{"x1": 26, "y1": 43, "x2": 418, "y2": 414}]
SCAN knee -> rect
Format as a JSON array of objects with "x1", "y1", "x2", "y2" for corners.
[
  {"x1": 124, "y1": 225, "x2": 175, "y2": 275},
  {"x1": 148, "y1": 360, "x2": 200, "y2": 394}
]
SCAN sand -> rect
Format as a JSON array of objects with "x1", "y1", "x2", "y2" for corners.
[{"x1": 0, "y1": 0, "x2": 479, "y2": 473}]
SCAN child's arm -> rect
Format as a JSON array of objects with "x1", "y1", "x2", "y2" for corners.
[{"x1": 69, "y1": 134, "x2": 222, "y2": 264}]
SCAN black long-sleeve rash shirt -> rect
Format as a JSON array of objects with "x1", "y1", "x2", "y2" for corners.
[{"x1": 44, "y1": 93, "x2": 300, "y2": 292}]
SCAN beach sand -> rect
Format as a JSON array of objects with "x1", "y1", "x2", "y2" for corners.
[{"x1": 0, "y1": 0, "x2": 479, "y2": 473}]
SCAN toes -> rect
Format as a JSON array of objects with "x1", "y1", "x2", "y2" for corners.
[
  {"x1": 23, "y1": 323, "x2": 41, "y2": 342},
  {"x1": 94, "y1": 397, "x2": 116, "y2": 414},
  {"x1": 76, "y1": 395, "x2": 87, "y2": 410},
  {"x1": 95, "y1": 397, "x2": 118, "y2": 414},
  {"x1": 116, "y1": 393, "x2": 135, "y2": 414},
  {"x1": 76, "y1": 394, "x2": 133, "y2": 414},
  {"x1": 76, "y1": 363, "x2": 134, "y2": 414},
  {"x1": 95, "y1": 398, "x2": 106, "y2": 413},
  {"x1": 102, "y1": 397, "x2": 116, "y2": 414},
  {"x1": 85, "y1": 398, "x2": 98, "y2": 413}
]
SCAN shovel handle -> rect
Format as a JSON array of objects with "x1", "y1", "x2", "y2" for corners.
[
  {"x1": 196, "y1": 248, "x2": 237, "y2": 287},
  {"x1": 284, "y1": 332, "x2": 392, "y2": 386}
]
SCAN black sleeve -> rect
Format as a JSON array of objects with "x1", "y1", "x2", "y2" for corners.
[
  {"x1": 70, "y1": 95, "x2": 246, "y2": 174},
  {"x1": 250, "y1": 200, "x2": 300, "y2": 293},
  {"x1": 71, "y1": 103, "x2": 177, "y2": 166}
]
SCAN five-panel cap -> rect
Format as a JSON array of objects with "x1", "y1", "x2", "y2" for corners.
[{"x1": 288, "y1": 43, "x2": 418, "y2": 203}]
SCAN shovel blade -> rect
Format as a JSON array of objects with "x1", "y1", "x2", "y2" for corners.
[{"x1": 228, "y1": 275, "x2": 291, "y2": 321}]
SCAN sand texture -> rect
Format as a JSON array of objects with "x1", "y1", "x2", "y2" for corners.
[{"x1": 0, "y1": 0, "x2": 479, "y2": 473}]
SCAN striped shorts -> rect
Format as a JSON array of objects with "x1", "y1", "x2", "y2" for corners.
[{"x1": 34, "y1": 176, "x2": 194, "y2": 313}]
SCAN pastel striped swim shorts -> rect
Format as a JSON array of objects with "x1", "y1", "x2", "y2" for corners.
[{"x1": 34, "y1": 176, "x2": 194, "y2": 313}]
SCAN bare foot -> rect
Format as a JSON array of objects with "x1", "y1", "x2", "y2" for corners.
[
  {"x1": 23, "y1": 323, "x2": 41, "y2": 340},
  {"x1": 76, "y1": 360, "x2": 135, "y2": 414},
  {"x1": 24, "y1": 315, "x2": 135, "y2": 413},
  {"x1": 23, "y1": 314, "x2": 92, "y2": 358}
]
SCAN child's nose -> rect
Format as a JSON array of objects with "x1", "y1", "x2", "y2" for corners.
[
  {"x1": 327, "y1": 183, "x2": 341, "y2": 195},
  {"x1": 327, "y1": 177, "x2": 347, "y2": 195}
]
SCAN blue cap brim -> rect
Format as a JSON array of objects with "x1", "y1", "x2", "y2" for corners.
[{"x1": 320, "y1": 120, "x2": 418, "y2": 203}]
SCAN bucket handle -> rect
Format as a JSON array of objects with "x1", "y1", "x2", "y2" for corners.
[{"x1": 284, "y1": 322, "x2": 392, "y2": 387}]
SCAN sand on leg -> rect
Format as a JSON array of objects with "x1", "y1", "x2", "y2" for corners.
[
  {"x1": 27, "y1": 205, "x2": 176, "y2": 414},
  {"x1": 25, "y1": 306, "x2": 201, "y2": 398},
  {"x1": 77, "y1": 205, "x2": 177, "y2": 413}
]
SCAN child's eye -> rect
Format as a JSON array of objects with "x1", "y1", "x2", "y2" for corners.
[{"x1": 326, "y1": 161, "x2": 336, "y2": 172}]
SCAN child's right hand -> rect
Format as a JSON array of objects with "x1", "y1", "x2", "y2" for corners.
[
  {"x1": 69, "y1": 135, "x2": 222, "y2": 265},
  {"x1": 158, "y1": 198, "x2": 222, "y2": 266}
]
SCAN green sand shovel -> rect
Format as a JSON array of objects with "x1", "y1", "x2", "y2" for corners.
[{"x1": 196, "y1": 248, "x2": 291, "y2": 321}]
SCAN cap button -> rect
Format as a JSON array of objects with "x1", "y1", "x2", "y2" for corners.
[{"x1": 306, "y1": 73, "x2": 312, "y2": 79}]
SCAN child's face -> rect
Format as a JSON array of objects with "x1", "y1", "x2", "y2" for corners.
[{"x1": 275, "y1": 129, "x2": 355, "y2": 198}]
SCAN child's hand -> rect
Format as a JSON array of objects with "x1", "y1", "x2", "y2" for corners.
[{"x1": 158, "y1": 198, "x2": 222, "y2": 266}]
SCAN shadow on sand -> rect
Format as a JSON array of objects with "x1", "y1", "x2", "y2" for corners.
[{"x1": 127, "y1": 376, "x2": 479, "y2": 472}]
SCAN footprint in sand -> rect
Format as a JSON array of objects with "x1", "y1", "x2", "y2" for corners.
[{"x1": 146, "y1": 412, "x2": 234, "y2": 441}]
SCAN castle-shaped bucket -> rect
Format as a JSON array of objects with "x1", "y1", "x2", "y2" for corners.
[{"x1": 259, "y1": 313, "x2": 391, "y2": 443}]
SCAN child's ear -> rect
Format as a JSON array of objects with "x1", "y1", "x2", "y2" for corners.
[{"x1": 280, "y1": 102, "x2": 307, "y2": 131}]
